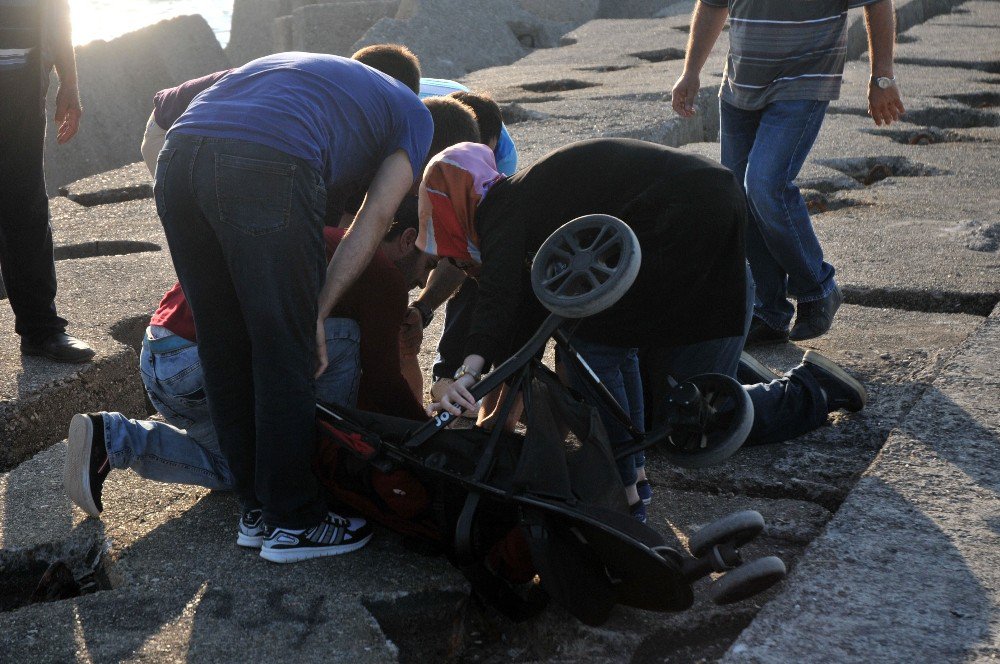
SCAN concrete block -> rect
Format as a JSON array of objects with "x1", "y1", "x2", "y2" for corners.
[
  {"x1": 42, "y1": 15, "x2": 230, "y2": 194},
  {"x1": 58, "y1": 162, "x2": 151, "y2": 206},
  {"x1": 272, "y1": 14, "x2": 293, "y2": 53},
  {"x1": 596, "y1": 0, "x2": 685, "y2": 18},
  {"x1": 517, "y1": 0, "x2": 599, "y2": 24},
  {"x1": 353, "y1": 0, "x2": 566, "y2": 79},
  {"x1": 225, "y1": 0, "x2": 287, "y2": 66},
  {"x1": 291, "y1": 1, "x2": 399, "y2": 55}
]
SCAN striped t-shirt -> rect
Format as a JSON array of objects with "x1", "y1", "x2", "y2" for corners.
[
  {"x1": 700, "y1": 0, "x2": 883, "y2": 110},
  {"x1": 0, "y1": 0, "x2": 41, "y2": 72}
]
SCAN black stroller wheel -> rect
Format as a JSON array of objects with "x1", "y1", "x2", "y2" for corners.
[
  {"x1": 708, "y1": 556, "x2": 787, "y2": 605},
  {"x1": 530, "y1": 214, "x2": 641, "y2": 318},
  {"x1": 662, "y1": 373, "x2": 753, "y2": 468},
  {"x1": 688, "y1": 510, "x2": 765, "y2": 559}
]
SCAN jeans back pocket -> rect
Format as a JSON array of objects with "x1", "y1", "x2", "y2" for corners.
[{"x1": 215, "y1": 153, "x2": 296, "y2": 236}]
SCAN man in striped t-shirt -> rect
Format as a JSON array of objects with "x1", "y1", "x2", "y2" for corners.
[
  {"x1": 0, "y1": 0, "x2": 93, "y2": 362},
  {"x1": 672, "y1": 0, "x2": 904, "y2": 344}
]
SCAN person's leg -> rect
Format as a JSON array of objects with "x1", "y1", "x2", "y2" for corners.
[
  {"x1": 155, "y1": 135, "x2": 260, "y2": 514},
  {"x1": 190, "y1": 139, "x2": 328, "y2": 531},
  {"x1": 743, "y1": 99, "x2": 835, "y2": 330},
  {"x1": 719, "y1": 100, "x2": 789, "y2": 335},
  {"x1": 314, "y1": 317, "x2": 361, "y2": 407},
  {"x1": 432, "y1": 277, "x2": 478, "y2": 381},
  {"x1": 101, "y1": 333, "x2": 234, "y2": 488},
  {"x1": 0, "y1": 65, "x2": 67, "y2": 343}
]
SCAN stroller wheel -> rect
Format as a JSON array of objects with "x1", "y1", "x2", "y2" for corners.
[
  {"x1": 661, "y1": 373, "x2": 753, "y2": 468},
  {"x1": 530, "y1": 214, "x2": 641, "y2": 318},
  {"x1": 708, "y1": 556, "x2": 786, "y2": 605},
  {"x1": 688, "y1": 510, "x2": 765, "y2": 559}
]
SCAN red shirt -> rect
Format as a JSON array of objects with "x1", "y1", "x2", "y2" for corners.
[{"x1": 149, "y1": 227, "x2": 426, "y2": 420}]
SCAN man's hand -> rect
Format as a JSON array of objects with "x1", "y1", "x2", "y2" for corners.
[
  {"x1": 428, "y1": 373, "x2": 477, "y2": 417},
  {"x1": 399, "y1": 307, "x2": 423, "y2": 356},
  {"x1": 314, "y1": 319, "x2": 328, "y2": 378},
  {"x1": 54, "y1": 83, "x2": 82, "y2": 144},
  {"x1": 868, "y1": 83, "x2": 905, "y2": 126},
  {"x1": 671, "y1": 72, "x2": 701, "y2": 117}
]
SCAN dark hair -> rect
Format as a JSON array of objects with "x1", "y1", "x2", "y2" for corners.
[
  {"x1": 423, "y1": 96, "x2": 480, "y2": 165},
  {"x1": 351, "y1": 43, "x2": 421, "y2": 94},
  {"x1": 449, "y1": 90, "x2": 503, "y2": 147},
  {"x1": 386, "y1": 195, "x2": 419, "y2": 241}
]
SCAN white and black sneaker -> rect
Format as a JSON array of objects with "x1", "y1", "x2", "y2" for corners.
[
  {"x1": 64, "y1": 413, "x2": 112, "y2": 518},
  {"x1": 259, "y1": 511, "x2": 373, "y2": 563},
  {"x1": 236, "y1": 508, "x2": 266, "y2": 548}
]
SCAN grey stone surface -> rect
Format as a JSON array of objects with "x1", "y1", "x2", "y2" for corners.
[
  {"x1": 42, "y1": 15, "x2": 230, "y2": 194},
  {"x1": 597, "y1": 0, "x2": 687, "y2": 19},
  {"x1": 518, "y1": 0, "x2": 599, "y2": 24},
  {"x1": 226, "y1": 0, "x2": 308, "y2": 66},
  {"x1": 722, "y1": 305, "x2": 1000, "y2": 663},
  {"x1": 291, "y1": 2, "x2": 399, "y2": 55},
  {"x1": 353, "y1": 0, "x2": 567, "y2": 79},
  {"x1": 58, "y1": 162, "x2": 151, "y2": 207}
]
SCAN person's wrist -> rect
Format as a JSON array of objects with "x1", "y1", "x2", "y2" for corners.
[{"x1": 410, "y1": 300, "x2": 434, "y2": 328}]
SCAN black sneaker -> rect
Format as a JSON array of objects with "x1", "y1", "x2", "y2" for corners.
[
  {"x1": 790, "y1": 285, "x2": 843, "y2": 341},
  {"x1": 237, "y1": 508, "x2": 266, "y2": 548},
  {"x1": 22, "y1": 332, "x2": 95, "y2": 363},
  {"x1": 802, "y1": 350, "x2": 867, "y2": 413},
  {"x1": 744, "y1": 317, "x2": 789, "y2": 347},
  {"x1": 737, "y1": 351, "x2": 782, "y2": 385},
  {"x1": 64, "y1": 414, "x2": 111, "y2": 518},
  {"x1": 259, "y1": 511, "x2": 373, "y2": 563},
  {"x1": 629, "y1": 500, "x2": 647, "y2": 523}
]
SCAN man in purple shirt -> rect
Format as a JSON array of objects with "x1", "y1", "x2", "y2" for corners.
[{"x1": 147, "y1": 53, "x2": 432, "y2": 564}]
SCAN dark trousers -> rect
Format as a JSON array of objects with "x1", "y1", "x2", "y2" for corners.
[
  {"x1": 432, "y1": 277, "x2": 478, "y2": 381},
  {"x1": 0, "y1": 64, "x2": 66, "y2": 341},
  {"x1": 155, "y1": 133, "x2": 328, "y2": 529}
]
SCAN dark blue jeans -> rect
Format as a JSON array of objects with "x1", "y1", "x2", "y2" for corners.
[
  {"x1": 0, "y1": 61, "x2": 66, "y2": 341},
  {"x1": 155, "y1": 133, "x2": 328, "y2": 529},
  {"x1": 720, "y1": 99, "x2": 836, "y2": 331}
]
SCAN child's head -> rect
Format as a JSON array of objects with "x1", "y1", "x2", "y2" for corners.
[
  {"x1": 449, "y1": 91, "x2": 504, "y2": 150},
  {"x1": 423, "y1": 96, "x2": 480, "y2": 166},
  {"x1": 351, "y1": 43, "x2": 421, "y2": 94}
]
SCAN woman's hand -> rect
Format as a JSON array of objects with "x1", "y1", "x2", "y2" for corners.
[{"x1": 428, "y1": 373, "x2": 478, "y2": 416}]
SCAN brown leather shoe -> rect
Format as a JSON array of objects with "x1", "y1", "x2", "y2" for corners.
[{"x1": 21, "y1": 332, "x2": 95, "y2": 363}]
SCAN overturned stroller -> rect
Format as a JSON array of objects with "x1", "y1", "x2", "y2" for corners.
[{"x1": 315, "y1": 214, "x2": 786, "y2": 625}]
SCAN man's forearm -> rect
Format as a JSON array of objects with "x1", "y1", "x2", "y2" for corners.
[
  {"x1": 50, "y1": 0, "x2": 77, "y2": 86},
  {"x1": 683, "y1": 3, "x2": 728, "y2": 75},
  {"x1": 414, "y1": 260, "x2": 466, "y2": 311},
  {"x1": 865, "y1": 0, "x2": 896, "y2": 77}
]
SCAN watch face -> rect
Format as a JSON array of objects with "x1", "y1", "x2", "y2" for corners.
[{"x1": 878, "y1": 77, "x2": 892, "y2": 89}]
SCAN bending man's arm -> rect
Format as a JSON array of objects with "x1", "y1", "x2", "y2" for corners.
[
  {"x1": 315, "y1": 149, "x2": 415, "y2": 376},
  {"x1": 864, "y1": 0, "x2": 905, "y2": 125},
  {"x1": 671, "y1": 2, "x2": 728, "y2": 117}
]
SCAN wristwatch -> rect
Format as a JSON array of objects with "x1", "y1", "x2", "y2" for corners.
[
  {"x1": 410, "y1": 300, "x2": 434, "y2": 328},
  {"x1": 871, "y1": 75, "x2": 896, "y2": 89},
  {"x1": 453, "y1": 364, "x2": 482, "y2": 383}
]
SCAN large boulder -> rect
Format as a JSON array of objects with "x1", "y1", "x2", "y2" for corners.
[
  {"x1": 291, "y1": 1, "x2": 400, "y2": 54},
  {"x1": 42, "y1": 15, "x2": 230, "y2": 194},
  {"x1": 597, "y1": 0, "x2": 688, "y2": 18},
  {"x1": 517, "y1": 0, "x2": 599, "y2": 24},
  {"x1": 354, "y1": 0, "x2": 565, "y2": 79}
]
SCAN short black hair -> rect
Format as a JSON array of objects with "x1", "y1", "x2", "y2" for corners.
[
  {"x1": 386, "y1": 195, "x2": 419, "y2": 241},
  {"x1": 423, "y1": 96, "x2": 480, "y2": 165},
  {"x1": 449, "y1": 90, "x2": 503, "y2": 147},
  {"x1": 351, "y1": 43, "x2": 421, "y2": 94}
]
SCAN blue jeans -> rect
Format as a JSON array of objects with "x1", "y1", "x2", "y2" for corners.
[
  {"x1": 102, "y1": 320, "x2": 361, "y2": 488},
  {"x1": 720, "y1": 99, "x2": 836, "y2": 331},
  {"x1": 562, "y1": 340, "x2": 646, "y2": 487},
  {"x1": 156, "y1": 134, "x2": 329, "y2": 529}
]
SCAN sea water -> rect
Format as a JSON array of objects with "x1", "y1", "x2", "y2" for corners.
[{"x1": 71, "y1": 0, "x2": 232, "y2": 47}]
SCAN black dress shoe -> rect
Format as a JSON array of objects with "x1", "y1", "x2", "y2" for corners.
[
  {"x1": 802, "y1": 350, "x2": 867, "y2": 413},
  {"x1": 789, "y1": 285, "x2": 843, "y2": 341},
  {"x1": 21, "y1": 332, "x2": 95, "y2": 363},
  {"x1": 744, "y1": 316, "x2": 789, "y2": 347}
]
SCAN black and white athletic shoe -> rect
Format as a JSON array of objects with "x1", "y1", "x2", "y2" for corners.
[
  {"x1": 64, "y1": 413, "x2": 111, "y2": 518},
  {"x1": 236, "y1": 508, "x2": 266, "y2": 548},
  {"x1": 259, "y1": 511, "x2": 373, "y2": 563}
]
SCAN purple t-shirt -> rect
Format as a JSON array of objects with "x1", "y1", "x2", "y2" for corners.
[
  {"x1": 153, "y1": 69, "x2": 231, "y2": 130},
  {"x1": 169, "y1": 52, "x2": 433, "y2": 186}
]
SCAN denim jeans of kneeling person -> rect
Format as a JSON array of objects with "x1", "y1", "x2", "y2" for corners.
[
  {"x1": 720, "y1": 99, "x2": 837, "y2": 332},
  {"x1": 101, "y1": 319, "x2": 362, "y2": 488}
]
